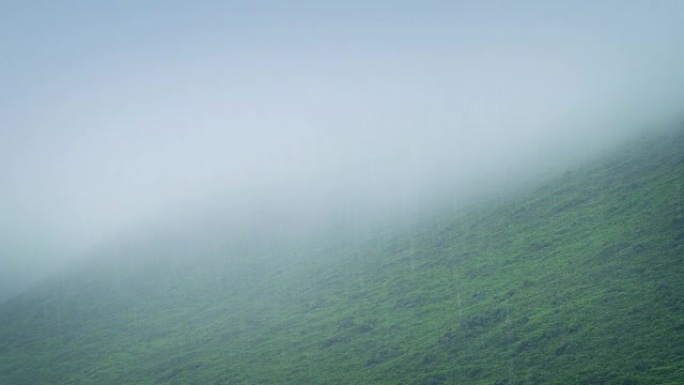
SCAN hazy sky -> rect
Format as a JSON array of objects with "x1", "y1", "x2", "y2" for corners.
[{"x1": 2, "y1": 1, "x2": 684, "y2": 297}]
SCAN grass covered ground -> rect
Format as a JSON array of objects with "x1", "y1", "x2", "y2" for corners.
[{"x1": 1, "y1": 127, "x2": 684, "y2": 384}]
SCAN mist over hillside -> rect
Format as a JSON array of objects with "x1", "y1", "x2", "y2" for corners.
[
  {"x1": 1, "y1": 116, "x2": 678, "y2": 302},
  {"x1": 3, "y1": 1, "x2": 684, "y2": 381},
  {"x1": 1, "y1": 121, "x2": 683, "y2": 384},
  {"x1": 3, "y1": 1, "x2": 684, "y2": 300}
]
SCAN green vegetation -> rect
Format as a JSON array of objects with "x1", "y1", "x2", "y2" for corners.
[{"x1": 2, "y1": 127, "x2": 684, "y2": 384}]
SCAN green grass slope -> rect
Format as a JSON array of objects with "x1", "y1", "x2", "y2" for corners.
[{"x1": 1, "y1": 127, "x2": 684, "y2": 385}]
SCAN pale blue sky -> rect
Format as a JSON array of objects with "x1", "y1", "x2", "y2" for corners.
[{"x1": 1, "y1": 1, "x2": 684, "y2": 297}]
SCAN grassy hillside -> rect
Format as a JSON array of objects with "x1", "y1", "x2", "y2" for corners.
[{"x1": 1, "y1": 127, "x2": 684, "y2": 385}]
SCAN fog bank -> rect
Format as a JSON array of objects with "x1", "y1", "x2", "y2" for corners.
[{"x1": 2, "y1": 1, "x2": 684, "y2": 300}]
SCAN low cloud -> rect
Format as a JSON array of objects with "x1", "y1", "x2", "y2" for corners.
[{"x1": 1, "y1": 1, "x2": 683, "y2": 299}]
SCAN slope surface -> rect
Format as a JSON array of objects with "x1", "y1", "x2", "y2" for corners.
[{"x1": 1, "y1": 127, "x2": 684, "y2": 385}]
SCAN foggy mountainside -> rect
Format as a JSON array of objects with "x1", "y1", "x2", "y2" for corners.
[
  {"x1": 3, "y1": 2, "x2": 684, "y2": 385},
  {"x1": 1, "y1": 126, "x2": 683, "y2": 384}
]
